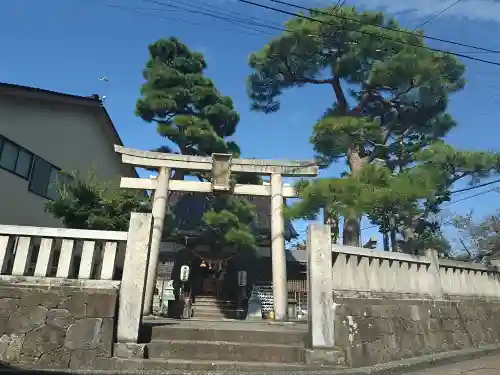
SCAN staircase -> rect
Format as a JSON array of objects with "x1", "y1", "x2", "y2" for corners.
[
  {"x1": 191, "y1": 295, "x2": 237, "y2": 320},
  {"x1": 112, "y1": 320, "x2": 347, "y2": 372}
]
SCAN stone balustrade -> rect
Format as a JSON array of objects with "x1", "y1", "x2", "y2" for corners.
[
  {"x1": 329, "y1": 243, "x2": 500, "y2": 300},
  {"x1": 0, "y1": 213, "x2": 153, "y2": 370},
  {"x1": 331, "y1": 245, "x2": 435, "y2": 299},
  {"x1": 439, "y1": 258, "x2": 500, "y2": 298},
  {"x1": 0, "y1": 225, "x2": 128, "y2": 280},
  {"x1": 306, "y1": 223, "x2": 500, "y2": 368}
]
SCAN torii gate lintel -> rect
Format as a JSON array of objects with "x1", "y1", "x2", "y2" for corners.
[{"x1": 114, "y1": 145, "x2": 319, "y2": 321}]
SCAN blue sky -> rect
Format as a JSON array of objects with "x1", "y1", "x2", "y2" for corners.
[{"x1": 2, "y1": 0, "x2": 500, "y2": 249}]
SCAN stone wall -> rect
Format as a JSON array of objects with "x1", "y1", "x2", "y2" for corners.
[
  {"x1": 335, "y1": 298, "x2": 500, "y2": 367},
  {"x1": 0, "y1": 281, "x2": 117, "y2": 370},
  {"x1": 305, "y1": 224, "x2": 500, "y2": 368}
]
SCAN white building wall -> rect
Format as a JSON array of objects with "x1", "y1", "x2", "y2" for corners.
[{"x1": 0, "y1": 95, "x2": 132, "y2": 227}]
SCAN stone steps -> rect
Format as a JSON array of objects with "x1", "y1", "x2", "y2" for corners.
[
  {"x1": 120, "y1": 323, "x2": 346, "y2": 371},
  {"x1": 150, "y1": 324, "x2": 308, "y2": 346},
  {"x1": 192, "y1": 305, "x2": 235, "y2": 312},
  {"x1": 192, "y1": 295, "x2": 237, "y2": 320},
  {"x1": 192, "y1": 310, "x2": 237, "y2": 319},
  {"x1": 193, "y1": 296, "x2": 234, "y2": 303},
  {"x1": 147, "y1": 339, "x2": 304, "y2": 363},
  {"x1": 192, "y1": 297, "x2": 235, "y2": 306},
  {"x1": 191, "y1": 308, "x2": 237, "y2": 319},
  {"x1": 192, "y1": 301, "x2": 235, "y2": 309},
  {"x1": 102, "y1": 357, "x2": 346, "y2": 372},
  {"x1": 192, "y1": 302, "x2": 236, "y2": 311}
]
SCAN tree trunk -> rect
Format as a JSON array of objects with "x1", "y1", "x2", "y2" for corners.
[
  {"x1": 331, "y1": 75, "x2": 365, "y2": 247},
  {"x1": 343, "y1": 150, "x2": 365, "y2": 246},
  {"x1": 323, "y1": 206, "x2": 339, "y2": 243},
  {"x1": 390, "y1": 227, "x2": 398, "y2": 252},
  {"x1": 343, "y1": 217, "x2": 360, "y2": 246},
  {"x1": 388, "y1": 216, "x2": 399, "y2": 252},
  {"x1": 383, "y1": 232, "x2": 390, "y2": 251},
  {"x1": 402, "y1": 227, "x2": 416, "y2": 254}
]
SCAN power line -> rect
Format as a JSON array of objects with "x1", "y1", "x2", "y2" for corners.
[
  {"x1": 446, "y1": 186, "x2": 500, "y2": 204},
  {"x1": 290, "y1": 178, "x2": 500, "y2": 234},
  {"x1": 83, "y1": 2, "x2": 500, "y2": 101},
  {"x1": 412, "y1": 0, "x2": 464, "y2": 30},
  {"x1": 450, "y1": 177, "x2": 500, "y2": 194},
  {"x1": 140, "y1": 0, "x2": 283, "y2": 34},
  {"x1": 82, "y1": 0, "x2": 500, "y2": 228},
  {"x1": 79, "y1": 0, "x2": 269, "y2": 37},
  {"x1": 185, "y1": 0, "x2": 500, "y2": 92},
  {"x1": 85, "y1": 0, "x2": 500, "y2": 67},
  {"x1": 293, "y1": 183, "x2": 500, "y2": 235},
  {"x1": 360, "y1": 185, "x2": 500, "y2": 232},
  {"x1": 181, "y1": 0, "x2": 285, "y2": 31},
  {"x1": 237, "y1": 0, "x2": 500, "y2": 67},
  {"x1": 268, "y1": 0, "x2": 498, "y2": 54}
]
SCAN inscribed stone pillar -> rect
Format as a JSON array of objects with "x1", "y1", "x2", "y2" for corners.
[
  {"x1": 143, "y1": 167, "x2": 170, "y2": 316},
  {"x1": 117, "y1": 213, "x2": 153, "y2": 343},
  {"x1": 307, "y1": 223, "x2": 335, "y2": 348},
  {"x1": 270, "y1": 173, "x2": 288, "y2": 321}
]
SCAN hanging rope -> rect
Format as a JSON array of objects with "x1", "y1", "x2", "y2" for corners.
[{"x1": 189, "y1": 248, "x2": 243, "y2": 266}]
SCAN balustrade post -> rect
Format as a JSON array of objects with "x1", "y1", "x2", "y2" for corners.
[{"x1": 424, "y1": 248, "x2": 445, "y2": 299}]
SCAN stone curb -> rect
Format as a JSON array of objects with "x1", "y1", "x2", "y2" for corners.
[
  {"x1": 331, "y1": 344, "x2": 500, "y2": 374},
  {"x1": 0, "y1": 345, "x2": 499, "y2": 374}
]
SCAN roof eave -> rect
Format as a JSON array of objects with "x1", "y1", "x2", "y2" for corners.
[{"x1": 0, "y1": 82, "x2": 138, "y2": 178}]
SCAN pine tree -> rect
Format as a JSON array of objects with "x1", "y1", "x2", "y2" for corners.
[
  {"x1": 398, "y1": 142, "x2": 500, "y2": 252},
  {"x1": 202, "y1": 194, "x2": 257, "y2": 253},
  {"x1": 137, "y1": 37, "x2": 241, "y2": 157},
  {"x1": 136, "y1": 37, "x2": 257, "y2": 250},
  {"x1": 288, "y1": 143, "x2": 500, "y2": 253},
  {"x1": 45, "y1": 169, "x2": 155, "y2": 231},
  {"x1": 247, "y1": 5, "x2": 466, "y2": 245}
]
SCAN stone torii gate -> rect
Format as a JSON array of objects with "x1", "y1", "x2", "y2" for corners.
[{"x1": 114, "y1": 145, "x2": 318, "y2": 321}]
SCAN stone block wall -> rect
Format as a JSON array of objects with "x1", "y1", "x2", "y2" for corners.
[
  {"x1": 335, "y1": 298, "x2": 500, "y2": 367},
  {"x1": 0, "y1": 282, "x2": 117, "y2": 370}
]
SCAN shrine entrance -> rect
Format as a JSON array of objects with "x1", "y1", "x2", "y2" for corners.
[
  {"x1": 114, "y1": 145, "x2": 318, "y2": 321},
  {"x1": 187, "y1": 252, "x2": 242, "y2": 301},
  {"x1": 162, "y1": 246, "x2": 249, "y2": 320}
]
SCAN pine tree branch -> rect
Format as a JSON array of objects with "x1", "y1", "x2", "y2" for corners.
[
  {"x1": 292, "y1": 76, "x2": 335, "y2": 85},
  {"x1": 331, "y1": 76, "x2": 348, "y2": 113},
  {"x1": 282, "y1": 57, "x2": 336, "y2": 86}
]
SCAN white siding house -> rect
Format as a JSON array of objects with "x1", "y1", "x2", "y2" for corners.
[{"x1": 0, "y1": 83, "x2": 137, "y2": 227}]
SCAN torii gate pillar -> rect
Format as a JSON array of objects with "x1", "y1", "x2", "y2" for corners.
[
  {"x1": 270, "y1": 173, "x2": 287, "y2": 321},
  {"x1": 143, "y1": 167, "x2": 170, "y2": 316},
  {"x1": 114, "y1": 145, "x2": 318, "y2": 321}
]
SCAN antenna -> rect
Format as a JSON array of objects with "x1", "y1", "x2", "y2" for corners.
[{"x1": 97, "y1": 74, "x2": 109, "y2": 103}]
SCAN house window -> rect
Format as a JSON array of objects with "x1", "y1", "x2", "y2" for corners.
[
  {"x1": 0, "y1": 136, "x2": 34, "y2": 179},
  {"x1": 28, "y1": 156, "x2": 68, "y2": 200}
]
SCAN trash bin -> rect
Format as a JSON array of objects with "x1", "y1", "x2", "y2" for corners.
[{"x1": 288, "y1": 299, "x2": 298, "y2": 320}]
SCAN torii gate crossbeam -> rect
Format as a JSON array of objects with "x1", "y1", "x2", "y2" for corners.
[{"x1": 114, "y1": 145, "x2": 318, "y2": 321}]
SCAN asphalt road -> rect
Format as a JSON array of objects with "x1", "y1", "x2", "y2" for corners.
[{"x1": 406, "y1": 354, "x2": 500, "y2": 374}]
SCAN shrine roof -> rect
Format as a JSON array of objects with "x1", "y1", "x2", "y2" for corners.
[{"x1": 166, "y1": 192, "x2": 298, "y2": 243}]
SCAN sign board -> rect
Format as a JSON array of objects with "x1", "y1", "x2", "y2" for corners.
[
  {"x1": 163, "y1": 280, "x2": 175, "y2": 301},
  {"x1": 180, "y1": 265, "x2": 190, "y2": 282},
  {"x1": 238, "y1": 270, "x2": 247, "y2": 287},
  {"x1": 211, "y1": 153, "x2": 232, "y2": 191}
]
